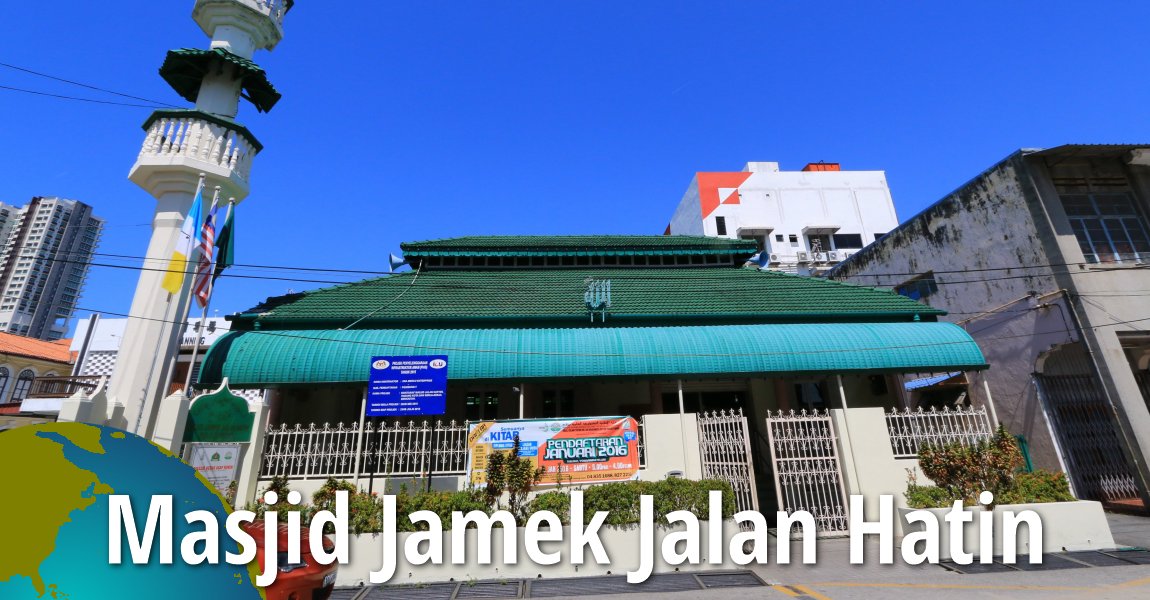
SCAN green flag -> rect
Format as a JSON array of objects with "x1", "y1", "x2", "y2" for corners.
[{"x1": 212, "y1": 202, "x2": 234, "y2": 283}]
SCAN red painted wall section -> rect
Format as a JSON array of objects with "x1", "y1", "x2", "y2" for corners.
[{"x1": 697, "y1": 172, "x2": 753, "y2": 219}]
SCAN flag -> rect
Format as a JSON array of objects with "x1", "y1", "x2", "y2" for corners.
[
  {"x1": 212, "y1": 202, "x2": 234, "y2": 283},
  {"x1": 192, "y1": 200, "x2": 220, "y2": 308},
  {"x1": 161, "y1": 181, "x2": 205, "y2": 294}
]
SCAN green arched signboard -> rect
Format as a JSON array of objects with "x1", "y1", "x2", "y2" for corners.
[{"x1": 182, "y1": 388, "x2": 255, "y2": 443}]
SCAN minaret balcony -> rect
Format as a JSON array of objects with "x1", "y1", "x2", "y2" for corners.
[
  {"x1": 193, "y1": 0, "x2": 294, "y2": 56},
  {"x1": 129, "y1": 110, "x2": 263, "y2": 202}
]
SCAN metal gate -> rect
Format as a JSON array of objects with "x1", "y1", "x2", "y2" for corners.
[
  {"x1": 697, "y1": 409, "x2": 759, "y2": 514},
  {"x1": 765, "y1": 409, "x2": 849, "y2": 536},
  {"x1": 1036, "y1": 374, "x2": 1140, "y2": 502}
]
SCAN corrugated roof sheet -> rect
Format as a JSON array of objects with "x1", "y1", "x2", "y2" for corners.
[
  {"x1": 200, "y1": 322, "x2": 986, "y2": 386},
  {"x1": 233, "y1": 267, "x2": 943, "y2": 328}
]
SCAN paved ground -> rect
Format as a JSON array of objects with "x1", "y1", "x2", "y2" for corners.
[{"x1": 336, "y1": 512, "x2": 1150, "y2": 600}]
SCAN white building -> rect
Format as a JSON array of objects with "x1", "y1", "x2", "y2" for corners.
[
  {"x1": 71, "y1": 315, "x2": 232, "y2": 390},
  {"x1": 666, "y1": 162, "x2": 899, "y2": 276},
  {"x1": 0, "y1": 197, "x2": 103, "y2": 340}
]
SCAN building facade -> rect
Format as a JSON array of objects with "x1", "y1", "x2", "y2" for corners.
[
  {"x1": 830, "y1": 145, "x2": 1150, "y2": 510},
  {"x1": 198, "y1": 235, "x2": 989, "y2": 512},
  {"x1": 666, "y1": 162, "x2": 899, "y2": 276},
  {"x1": 0, "y1": 331, "x2": 73, "y2": 414},
  {"x1": 70, "y1": 315, "x2": 233, "y2": 390},
  {"x1": 0, "y1": 197, "x2": 103, "y2": 341}
]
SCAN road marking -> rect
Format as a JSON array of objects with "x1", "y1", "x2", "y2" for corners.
[
  {"x1": 1112, "y1": 575, "x2": 1150, "y2": 589},
  {"x1": 771, "y1": 585, "x2": 803, "y2": 597},
  {"x1": 811, "y1": 582, "x2": 1094, "y2": 592},
  {"x1": 793, "y1": 584, "x2": 833, "y2": 600}
]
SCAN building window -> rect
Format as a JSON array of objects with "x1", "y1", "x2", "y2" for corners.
[
  {"x1": 465, "y1": 391, "x2": 499, "y2": 421},
  {"x1": 775, "y1": 234, "x2": 784, "y2": 242},
  {"x1": 715, "y1": 216, "x2": 727, "y2": 236},
  {"x1": 541, "y1": 389, "x2": 575, "y2": 418},
  {"x1": 895, "y1": 272, "x2": 939, "y2": 301},
  {"x1": 832, "y1": 233, "x2": 864, "y2": 249},
  {"x1": 788, "y1": 234, "x2": 799, "y2": 245},
  {"x1": 11, "y1": 369, "x2": 35, "y2": 401},
  {"x1": 1060, "y1": 191, "x2": 1150, "y2": 264},
  {"x1": 0, "y1": 368, "x2": 9, "y2": 402},
  {"x1": 806, "y1": 234, "x2": 830, "y2": 254}
]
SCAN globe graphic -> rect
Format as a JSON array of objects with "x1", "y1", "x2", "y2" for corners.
[{"x1": 0, "y1": 422, "x2": 263, "y2": 599}]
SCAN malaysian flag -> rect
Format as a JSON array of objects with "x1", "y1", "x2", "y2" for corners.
[{"x1": 192, "y1": 200, "x2": 219, "y2": 308}]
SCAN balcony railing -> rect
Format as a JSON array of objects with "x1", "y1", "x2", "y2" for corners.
[
  {"x1": 137, "y1": 110, "x2": 262, "y2": 182},
  {"x1": 27, "y1": 376, "x2": 105, "y2": 399}
]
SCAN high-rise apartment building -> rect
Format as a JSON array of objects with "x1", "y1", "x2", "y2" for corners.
[{"x1": 0, "y1": 197, "x2": 103, "y2": 340}]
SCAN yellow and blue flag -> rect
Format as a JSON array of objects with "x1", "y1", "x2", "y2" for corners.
[{"x1": 160, "y1": 181, "x2": 205, "y2": 294}]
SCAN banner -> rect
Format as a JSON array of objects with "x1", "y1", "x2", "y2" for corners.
[
  {"x1": 466, "y1": 417, "x2": 641, "y2": 486},
  {"x1": 186, "y1": 443, "x2": 242, "y2": 493}
]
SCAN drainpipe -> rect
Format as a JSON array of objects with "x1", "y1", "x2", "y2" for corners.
[
  {"x1": 352, "y1": 387, "x2": 367, "y2": 488},
  {"x1": 981, "y1": 378, "x2": 1000, "y2": 428},
  {"x1": 518, "y1": 383, "x2": 525, "y2": 419},
  {"x1": 678, "y1": 379, "x2": 690, "y2": 478}
]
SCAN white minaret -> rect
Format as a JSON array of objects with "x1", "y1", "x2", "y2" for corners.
[{"x1": 107, "y1": 0, "x2": 292, "y2": 437}]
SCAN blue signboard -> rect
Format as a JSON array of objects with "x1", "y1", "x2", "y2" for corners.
[{"x1": 366, "y1": 356, "x2": 449, "y2": 417}]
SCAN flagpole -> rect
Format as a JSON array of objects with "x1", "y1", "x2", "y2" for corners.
[
  {"x1": 179, "y1": 187, "x2": 221, "y2": 395},
  {"x1": 183, "y1": 197, "x2": 230, "y2": 394}
]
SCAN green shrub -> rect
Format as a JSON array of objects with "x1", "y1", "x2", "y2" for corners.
[
  {"x1": 997, "y1": 471, "x2": 1075, "y2": 505},
  {"x1": 907, "y1": 427, "x2": 1076, "y2": 509},
  {"x1": 528, "y1": 491, "x2": 571, "y2": 524},
  {"x1": 650, "y1": 478, "x2": 736, "y2": 523},
  {"x1": 311, "y1": 478, "x2": 385, "y2": 534},
  {"x1": 905, "y1": 483, "x2": 956, "y2": 509},
  {"x1": 579, "y1": 478, "x2": 735, "y2": 527},
  {"x1": 917, "y1": 425, "x2": 1023, "y2": 504},
  {"x1": 483, "y1": 436, "x2": 545, "y2": 524},
  {"x1": 396, "y1": 488, "x2": 491, "y2": 532},
  {"x1": 581, "y1": 481, "x2": 652, "y2": 526},
  {"x1": 244, "y1": 476, "x2": 297, "y2": 520}
]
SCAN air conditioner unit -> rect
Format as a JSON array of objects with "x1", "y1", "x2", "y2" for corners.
[
  {"x1": 796, "y1": 252, "x2": 809, "y2": 263},
  {"x1": 768, "y1": 253, "x2": 781, "y2": 265},
  {"x1": 811, "y1": 252, "x2": 826, "y2": 264},
  {"x1": 827, "y1": 251, "x2": 840, "y2": 263},
  {"x1": 841, "y1": 251, "x2": 855, "y2": 261}
]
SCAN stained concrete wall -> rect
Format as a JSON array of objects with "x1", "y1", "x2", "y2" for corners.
[{"x1": 831, "y1": 148, "x2": 1150, "y2": 502}]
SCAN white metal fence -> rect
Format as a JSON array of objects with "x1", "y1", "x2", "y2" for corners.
[
  {"x1": 261, "y1": 418, "x2": 649, "y2": 480},
  {"x1": 884, "y1": 406, "x2": 994, "y2": 459},
  {"x1": 697, "y1": 409, "x2": 759, "y2": 514}
]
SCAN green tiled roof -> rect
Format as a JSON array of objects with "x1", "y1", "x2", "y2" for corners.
[
  {"x1": 160, "y1": 48, "x2": 282, "y2": 113},
  {"x1": 401, "y1": 235, "x2": 758, "y2": 257},
  {"x1": 200, "y1": 322, "x2": 986, "y2": 386},
  {"x1": 231, "y1": 267, "x2": 943, "y2": 329}
]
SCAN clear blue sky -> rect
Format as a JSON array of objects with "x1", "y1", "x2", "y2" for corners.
[{"x1": 2, "y1": 1, "x2": 1149, "y2": 331}]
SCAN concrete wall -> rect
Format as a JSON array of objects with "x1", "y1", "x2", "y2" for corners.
[
  {"x1": 830, "y1": 153, "x2": 1073, "y2": 474},
  {"x1": 831, "y1": 148, "x2": 1150, "y2": 503},
  {"x1": 832, "y1": 407, "x2": 922, "y2": 532}
]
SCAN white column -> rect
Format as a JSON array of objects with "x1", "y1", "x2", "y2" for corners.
[{"x1": 109, "y1": 183, "x2": 198, "y2": 437}]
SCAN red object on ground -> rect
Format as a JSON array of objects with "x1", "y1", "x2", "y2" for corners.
[{"x1": 242, "y1": 521, "x2": 338, "y2": 600}]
